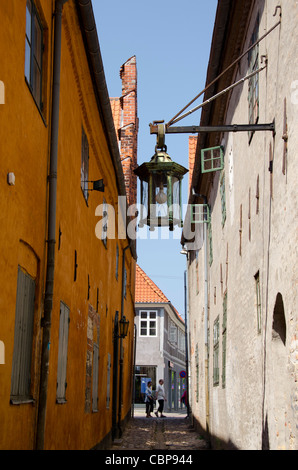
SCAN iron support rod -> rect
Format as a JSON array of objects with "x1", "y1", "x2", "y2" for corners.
[
  {"x1": 167, "y1": 20, "x2": 281, "y2": 127},
  {"x1": 170, "y1": 65, "x2": 267, "y2": 125},
  {"x1": 150, "y1": 123, "x2": 275, "y2": 135}
]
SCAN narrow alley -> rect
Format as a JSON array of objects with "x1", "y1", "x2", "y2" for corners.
[{"x1": 107, "y1": 409, "x2": 209, "y2": 451}]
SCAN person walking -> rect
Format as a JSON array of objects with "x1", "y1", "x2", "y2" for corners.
[
  {"x1": 145, "y1": 381, "x2": 154, "y2": 417},
  {"x1": 155, "y1": 379, "x2": 166, "y2": 418}
]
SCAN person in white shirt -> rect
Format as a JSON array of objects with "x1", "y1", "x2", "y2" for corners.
[{"x1": 155, "y1": 379, "x2": 166, "y2": 418}]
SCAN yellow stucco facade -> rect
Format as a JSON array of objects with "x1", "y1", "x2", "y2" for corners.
[{"x1": 0, "y1": 0, "x2": 136, "y2": 450}]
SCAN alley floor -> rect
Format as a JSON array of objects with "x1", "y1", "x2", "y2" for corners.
[{"x1": 107, "y1": 408, "x2": 209, "y2": 451}]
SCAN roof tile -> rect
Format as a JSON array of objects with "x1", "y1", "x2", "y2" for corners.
[{"x1": 135, "y1": 264, "x2": 169, "y2": 303}]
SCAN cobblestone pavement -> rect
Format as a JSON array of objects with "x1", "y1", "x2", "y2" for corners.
[{"x1": 107, "y1": 409, "x2": 209, "y2": 451}]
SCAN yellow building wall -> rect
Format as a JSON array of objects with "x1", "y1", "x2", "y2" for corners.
[
  {"x1": 0, "y1": 0, "x2": 136, "y2": 450},
  {"x1": 0, "y1": 0, "x2": 53, "y2": 450}
]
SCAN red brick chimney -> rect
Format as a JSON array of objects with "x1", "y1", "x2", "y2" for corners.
[{"x1": 110, "y1": 56, "x2": 138, "y2": 207}]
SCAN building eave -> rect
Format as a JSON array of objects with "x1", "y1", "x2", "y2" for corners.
[
  {"x1": 182, "y1": 0, "x2": 253, "y2": 245},
  {"x1": 75, "y1": 0, "x2": 137, "y2": 260}
]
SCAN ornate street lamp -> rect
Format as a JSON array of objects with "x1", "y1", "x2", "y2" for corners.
[
  {"x1": 118, "y1": 315, "x2": 129, "y2": 339},
  {"x1": 134, "y1": 124, "x2": 188, "y2": 231}
]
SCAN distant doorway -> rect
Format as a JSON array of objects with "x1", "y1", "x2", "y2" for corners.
[
  {"x1": 271, "y1": 293, "x2": 287, "y2": 449},
  {"x1": 134, "y1": 366, "x2": 156, "y2": 404}
]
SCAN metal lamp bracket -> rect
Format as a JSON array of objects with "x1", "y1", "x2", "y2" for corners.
[{"x1": 153, "y1": 121, "x2": 167, "y2": 151}]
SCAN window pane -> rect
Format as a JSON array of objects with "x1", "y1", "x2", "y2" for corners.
[
  {"x1": 81, "y1": 128, "x2": 89, "y2": 202},
  {"x1": 25, "y1": 39, "x2": 31, "y2": 82},
  {"x1": 149, "y1": 327, "x2": 156, "y2": 336},
  {"x1": 32, "y1": 58, "x2": 41, "y2": 105},
  {"x1": 140, "y1": 312, "x2": 147, "y2": 319},
  {"x1": 149, "y1": 312, "x2": 156, "y2": 319},
  {"x1": 26, "y1": 1, "x2": 32, "y2": 42},
  {"x1": 33, "y1": 15, "x2": 42, "y2": 67}
]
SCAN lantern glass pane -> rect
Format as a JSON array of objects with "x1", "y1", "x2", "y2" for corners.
[
  {"x1": 141, "y1": 180, "x2": 148, "y2": 208},
  {"x1": 172, "y1": 177, "x2": 181, "y2": 221},
  {"x1": 153, "y1": 172, "x2": 168, "y2": 205}
]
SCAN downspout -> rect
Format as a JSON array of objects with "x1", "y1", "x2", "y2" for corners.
[
  {"x1": 131, "y1": 323, "x2": 137, "y2": 418},
  {"x1": 36, "y1": 0, "x2": 68, "y2": 450},
  {"x1": 192, "y1": 190, "x2": 210, "y2": 434},
  {"x1": 118, "y1": 244, "x2": 130, "y2": 437}
]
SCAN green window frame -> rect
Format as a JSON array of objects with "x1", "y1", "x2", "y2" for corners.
[
  {"x1": 220, "y1": 171, "x2": 226, "y2": 227},
  {"x1": 25, "y1": 0, "x2": 44, "y2": 110},
  {"x1": 208, "y1": 220, "x2": 213, "y2": 266},
  {"x1": 201, "y1": 146, "x2": 224, "y2": 174},
  {"x1": 248, "y1": 15, "x2": 260, "y2": 140},
  {"x1": 191, "y1": 204, "x2": 210, "y2": 224}
]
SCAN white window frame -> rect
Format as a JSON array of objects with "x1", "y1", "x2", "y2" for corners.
[{"x1": 139, "y1": 310, "x2": 157, "y2": 337}]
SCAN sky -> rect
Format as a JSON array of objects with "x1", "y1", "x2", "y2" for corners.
[{"x1": 93, "y1": 0, "x2": 218, "y2": 317}]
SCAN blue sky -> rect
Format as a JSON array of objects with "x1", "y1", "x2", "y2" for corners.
[{"x1": 93, "y1": 0, "x2": 218, "y2": 316}]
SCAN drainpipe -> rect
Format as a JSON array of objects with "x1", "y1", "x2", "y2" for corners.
[
  {"x1": 118, "y1": 244, "x2": 130, "y2": 437},
  {"x1": 36, "y1": 0, "x2": 68, "y2": 450},
  {"x1": 192, "y1": 190, "x2": 210, "y2": 433},
  {"x1": 131, "y1": 323, "x2": 137, "y2": 418}
]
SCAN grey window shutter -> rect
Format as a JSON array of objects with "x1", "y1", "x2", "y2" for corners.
[
  {"x1": 56, "y1": 302, "x2": 70, "y2": 403},
  {"x1": 11, "y1": 267, "x2": 35, "y2": 402}
]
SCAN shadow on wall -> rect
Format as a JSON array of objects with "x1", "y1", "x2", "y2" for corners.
[{"x1": 192, "y1": 416, "x2": 239, "y2": 450}]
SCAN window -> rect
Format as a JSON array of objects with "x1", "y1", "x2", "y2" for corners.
[
  {"x1": 220, "y1": 171, "x2": 226, "y2": 227},
  {"x1": 11, "y1": 267, "x2": 36, "y2": 403},
  {"x1": 213, "y1": 316, "x2": 220, "y2": 386},
  {"x1": 248, "y1": 15, "x2": 260, "y2": 140},
  {"x1": 139, "y1": 311, "x2": 157, "y2": 337},
  {"x1": 191, "y1": 204, "x2": 210, "y2": 224},
  {"x1": 208, "y1": 220, "x2": 213, "y2": 266},
  {"x1": 169, "y1": 321, "x2": 178, "y2": 344},
  {"x1": 178, "y1": 329, "x2": 185, "y2": 351},
  {"x1": 201, "y1": 146, "x2": 224, "y2": 174},
  {"x1": 255, "y1": 271, "x2": 261, "y2": 334},
  {"x1": 81, "y1": 127, "x2": 89, "y2": 203},
  {"x1": 56, "y1": 302, "x2": 70, "y2": 403},
  {"x1": 25, "y1": 0, "x2": 44, "y2": 110}
]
